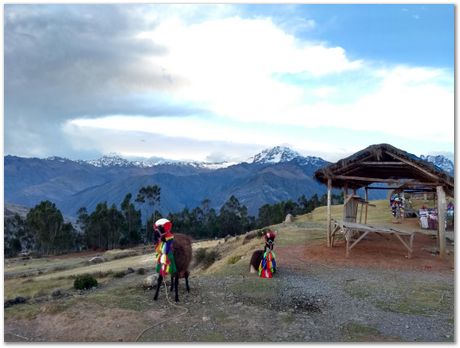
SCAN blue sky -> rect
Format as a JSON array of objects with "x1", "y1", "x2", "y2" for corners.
[{"x1": 4, "y1": 4, "x2": 454, "y2": 162}]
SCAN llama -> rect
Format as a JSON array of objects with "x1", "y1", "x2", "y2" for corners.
[
  {"x1": 249, "y1": 230, "x2": 277, "y2": 278},
  {"x1": 152, "y1": 218, "x2": 192, "y2": 302}
]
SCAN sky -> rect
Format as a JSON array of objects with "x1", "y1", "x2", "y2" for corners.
[{"x1": 4, "y1": 4, "x2": 455, "y2": 163}]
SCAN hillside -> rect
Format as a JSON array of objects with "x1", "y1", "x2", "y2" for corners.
[
  {"x1": 4, "y1": 148, "x2": 331, "y2": 217},
  {"x1": 4, "y1": 200, "x2": 454, "y2": 342},
  {"x1": 4, "y1": 147, "x2": 453, "y2": 218}
]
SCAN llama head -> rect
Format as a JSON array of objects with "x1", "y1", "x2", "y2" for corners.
[
  {"x1": 153, "y1": 218, "x2": 173, "y2": 244},
  {"x1": 264, "y1": 230, "x2": 276, "y2": 250}
]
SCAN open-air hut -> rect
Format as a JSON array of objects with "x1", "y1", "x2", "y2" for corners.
[{"x1": 314, "y1": 143, "x2": 454, "y2": 258}]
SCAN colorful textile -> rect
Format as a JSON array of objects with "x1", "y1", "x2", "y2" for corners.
[
  {"x1": 258, "y1": 250, "x2": 276, "y2": 278},
  {"x1": 155, "y1": 232, "x2": 177, "y2": 276}
]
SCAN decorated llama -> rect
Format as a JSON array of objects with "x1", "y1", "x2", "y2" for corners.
[
  {"x1": 249, "y1": 230, "x2": 277, "y2": 278},
  {"x1": 152, "y1": 218, "x2": 192, "y2": 302}
]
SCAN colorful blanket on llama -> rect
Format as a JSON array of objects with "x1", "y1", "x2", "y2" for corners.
[
  {"x1": 155, "y1": 233, "x2": 177, "y2": 276},
  {"x1": 259, "y1": 250, "x2": 276, "y2": 278}
]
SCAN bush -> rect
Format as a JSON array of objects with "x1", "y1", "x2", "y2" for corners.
[
  {"x1": 194, "y1": 248, "x2": 218, "y2": 269},
  {"x1": 137, "y1": 268, "x2": 146, "y2": 275},
  {"x1": 194, "y1": 248, "x2": 207, "y2": 264},
  {"x1": 113, "y1": 271, "x2": 126, "y2": 278},
  {"x1": 73, "y1": 274, "x2": 98, "y2": 290},
  {"x1": 227, "y1": 255, "x2": 242, "y2": 265}
]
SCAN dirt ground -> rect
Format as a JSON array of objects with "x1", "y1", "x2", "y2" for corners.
[
  {"x1": 4, "y1": 222, "x2": 455, "y2": 343},
  {"x1": 282, "y1": 232, "x2": 454, "y2": 273}
]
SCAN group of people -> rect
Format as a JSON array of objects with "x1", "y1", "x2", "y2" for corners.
[{"x1": 389, "y1": 192, "x2": 405, "y2": 219}]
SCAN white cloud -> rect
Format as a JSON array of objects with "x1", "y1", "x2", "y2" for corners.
[
  {"x1": 136, "y1": 16, "x2": 363, "y2": 125},
  {"x1": 135, "y1": 16, "x2": 452, "y2": 141},
  {"x1": 63, "y1": 115, "x2": 358, "y2": 162}
]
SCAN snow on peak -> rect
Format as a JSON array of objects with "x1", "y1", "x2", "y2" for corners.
[
  {"x1": 249, "y1": 146, "x2": 301, "y2": 164},
  {"x1": 420, "y1": 154, "x2": 454, "y2": 175},
  {"x1": 87, "y1": 153, "x2": 132, "y2": 167},
  {"x1": 46, "y1": 156, "x2": 70, "y2": 162}
]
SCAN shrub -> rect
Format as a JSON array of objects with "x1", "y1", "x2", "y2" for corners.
[
  {"x1": 194, "y1": 248, "x2": 207, "y2": 264},
  {"x1": 203, "y1": 250, "x2": 218, "y2": 268},
  {"x1": 73, "y1": 274, "x2": 98, "y2": 290},
  {"x1": 194, "y1": 248, "x2": 218, "y2": 269},
  {"x1": 227, "y1": 255, "x2": 242, "y2": 265},
  {"x1": 113, "y1": 271, "x2": 126, "y2": 278},
  {"x1": 137, "y1": 268, "x2": 146, "y2": 275}
]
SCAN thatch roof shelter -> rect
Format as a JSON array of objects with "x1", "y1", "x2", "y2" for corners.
[{"x1": 314, "y1": 143, "x2": 454, "y2": 258}]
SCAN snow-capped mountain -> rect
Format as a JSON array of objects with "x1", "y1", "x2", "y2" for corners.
[
  {"x1": 86, "y1": 154, "x2": 133, "y2": 167},
  {"x1": 80, "y1": 153, "x2": 237, "y2": 170},
  {"x1": 248, "y1": 146, "x2": 302, "y2": 164},
  {"x1": 45, "y1": 156, "x2": 72, "y2": 163},
  {"x1": 420, "y1": 154, "x2": 454, "y2": 175}
]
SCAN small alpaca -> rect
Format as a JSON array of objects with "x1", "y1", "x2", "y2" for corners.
[
  {"x1": 152, "y1": 218, "x2": 192, "y2": 302},
  {"x1": 249, "y1": 230, "x2": 277, "y2": 278}
]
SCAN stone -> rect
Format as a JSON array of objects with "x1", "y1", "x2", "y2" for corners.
[
  {"x1": 4, "y1": 296, "x2": 27, "y2": 308},
  {"x1": 143, "y1": 274, "x2": 158, "y2": 289},
  {"x1": 285, "y1": 214, "x2": 294, "y2": 223},
  {"x1": 127, "y1": 267, "x2": 135, "y2": 274},
  {"x1": 88, "y1": 256, "x2": 105, "y2": 264},
  {"x1": 51, "y1": 289, "x2": 62, "y2": 298}
]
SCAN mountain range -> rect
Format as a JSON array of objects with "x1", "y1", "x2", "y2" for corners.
[{"x1": 4, "y1": 146, "x2": 454, "y2": 218}]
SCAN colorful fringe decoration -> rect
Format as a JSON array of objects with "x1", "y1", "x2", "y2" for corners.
[
  {"x1": 258, "y1": 250, "x2": 276, "y2": 278},
  {"x1": 155, "y1": 233, "x2": 177, "y2": 276}
]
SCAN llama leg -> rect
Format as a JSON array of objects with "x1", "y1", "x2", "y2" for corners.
[
  {"x1": 174, "y1": 273, "x2": 179, "y2": 302},
  {"x1": 153, "y1": 274, "x2": 163, "y2": 301},
  {"x1": 185, "y1": 271, "x2": 190, "y2": 292}
]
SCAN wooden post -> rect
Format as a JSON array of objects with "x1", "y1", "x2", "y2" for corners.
[
  {"x1": 436, "y1": 186, "x2": 446, "y2": 258},
  {"x1": 364, "y1": 187, "x2": 369, "y2": 224},
  {"x1": 343, "y1": 184, "x2": 348, "y2": 222},
  {"x1": 327, "y1": 178, "x2": 332, "y2": 247}
]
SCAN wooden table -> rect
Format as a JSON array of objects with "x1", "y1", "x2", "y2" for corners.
[{"x1": 331, "y1": 220, "x2": 416, "y2": 258}]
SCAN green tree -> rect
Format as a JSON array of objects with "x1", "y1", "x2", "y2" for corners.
[
  {"x1": 136, "y1": 185, "x2": 161, "y2": 239},
  {"x1": 218, "y1": 195, "x2": 249, "y2": 237},
  {"x1": 120, "y1": 193, "x2": 142, "y2": 245},
  {"x1": 26, "y1": 200, "x2": 67, "y2": 255},
  {"x1": 26, "y1": 201, "x2": 63, "y2": 254}
]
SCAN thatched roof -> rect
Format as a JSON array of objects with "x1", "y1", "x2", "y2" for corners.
[{"x1": 315, "y1": 143, "x2": 454, "y2": 195}]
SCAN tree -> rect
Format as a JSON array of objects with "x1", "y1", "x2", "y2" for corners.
[
  {"x1": 218, "y1": 195, "x2": 250, "y2": 237},
  {"x1": 5, "y1": 213, "x2": 34, "y2": 257},
  {"x1": 108, "y1": 203, "x2": 124, "y2": 249},
  {"x1": 120, "y1": 193, "x2": 142, "y2": 245},
  {"x1": 136, "y1": 185, "x2": 161, "y2": 239},
  {"x1": 83, "y1": 202, "x2": 127, "y2": 250},
  {"x1": 26, "y1": 200, "x2": 63, "y2": 255},
  {"x1": 26, "y1": 200, "x2": 72, "y2": 255}
]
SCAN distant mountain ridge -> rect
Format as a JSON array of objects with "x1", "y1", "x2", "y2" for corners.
[
  {"x1": 4, "y1": 147, "x2": 453, "y2": 218},
  {"x1": 419, "y1": 154, "x2": 454, "y2": 175}
]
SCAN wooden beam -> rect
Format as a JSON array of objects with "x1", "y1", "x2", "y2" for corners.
[
  {"x1": 333, "y1": 175, "x2": 401, "y2": 183},
  {"x1": 437, "y1": 186, "x2": 447, "y2": 258},
  {"x1": 364, "y1": 186, "x2": 435, "y2": 191},
  {"x1": 384, "y1": 151, "x2": 441, "y2": 181},
  {"x1": 327, "y1": 178, "x2": 332, "y2": 248},
  {"x1": 361, "y1": 162, "x2": 407, "y2": 165},
  {"x1": 331, "y1": 175, "x2": 442, "y2": 186},
  {"x1": 349, "y1": 230, "x2": 370, "y2": 250}
]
